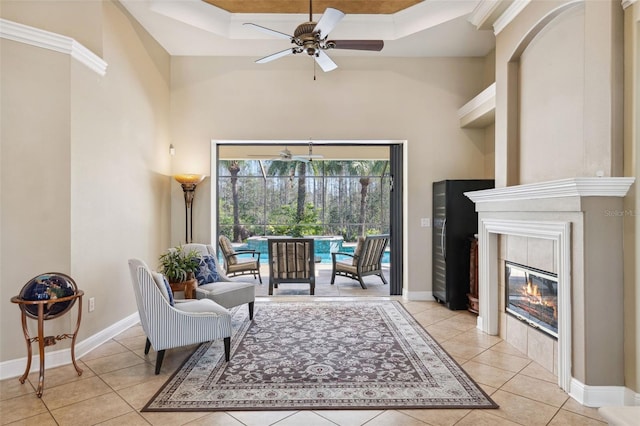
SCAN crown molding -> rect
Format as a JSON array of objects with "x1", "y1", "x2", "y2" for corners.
[
  {"x1": 622, "y1": 0, "x2": 637, "y2": 10},
  {"x1": 465, "y1": 177, "x2": 636, "y2": 203},
  {"x1": 0, "y1": 18, "x2": 107, "y2": 76},
  {"x1": 469, "y1": 0, "x2": 512, "y2": 31},
  {"x1": 493, "y1": 0, "x2": 531, "y2": 35}
]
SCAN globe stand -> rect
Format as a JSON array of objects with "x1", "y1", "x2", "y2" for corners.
[{"x1": 11, "y1": 274, "x2": 84, "y2": 398}]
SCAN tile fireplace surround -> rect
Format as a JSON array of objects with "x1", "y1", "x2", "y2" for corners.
[{"x1": 465, "y1": 177, "x2": 635, "y2": 407}]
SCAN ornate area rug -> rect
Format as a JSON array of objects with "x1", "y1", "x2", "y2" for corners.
[{"x1": 143, "y1": 301, "x2": 498, "y2": 411}]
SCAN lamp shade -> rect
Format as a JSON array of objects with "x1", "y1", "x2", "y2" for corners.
[{"x1": 174, "y1": 174, "x2": 206, "y2": 185}]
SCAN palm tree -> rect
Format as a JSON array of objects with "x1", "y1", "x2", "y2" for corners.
[
  {"x1": 348, "y1": 160, "x2": 389, "y2": 236},
  {"x1": 268, "y1": 160, "x2": 319, "y2": 223},
  {"x1": 220, "y1": 160, "x2": 243, "y2": 242}
]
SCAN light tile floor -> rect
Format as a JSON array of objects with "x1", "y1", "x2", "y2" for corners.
[{"x1": 0, "y1": 298, "x2": 606, "y2": 426}]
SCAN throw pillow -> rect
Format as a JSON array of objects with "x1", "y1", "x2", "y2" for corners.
[
  {"x1": 151, "y1": 271, "x2": 174, "y2": 306},
  {"x1": 195, "y1": 255, "x2": 221, "y2": 285},
  {"x1": 162, "y1": 275, "x2": 175, "y2": 306}
]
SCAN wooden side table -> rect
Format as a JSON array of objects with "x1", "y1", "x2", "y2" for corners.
[
  {"x1": 169, "y1": 278, "x2": 196, "y2": 299},
  {"x1": 11, "y1": 291, "x2": 84, "y2": 397}
]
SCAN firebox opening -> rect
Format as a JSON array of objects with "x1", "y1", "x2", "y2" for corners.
[{"x1": 505, "y1": 261, "x2": 558, "y2": 339}]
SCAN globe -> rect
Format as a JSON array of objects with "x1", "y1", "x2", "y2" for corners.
[{"x1": 19, "y1": 273, "x2": 78, "y2": 319}]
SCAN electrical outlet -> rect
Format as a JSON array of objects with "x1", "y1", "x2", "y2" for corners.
[
  {"x1": 420, "y1": 218, "x2": 430, "y2": 227},
  {"x1": 89, "y1": 297, "x2": 95, "y2": 312}
]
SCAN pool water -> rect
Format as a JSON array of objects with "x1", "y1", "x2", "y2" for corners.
[{"x1": 232, "y1": 243, "x2": 390, "y2": 265}]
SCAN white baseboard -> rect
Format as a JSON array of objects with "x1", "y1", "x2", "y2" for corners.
[
  {"x1": 0, "y1": 312, "x2": 139, "y2": 381},
  {"x1": 403, "y1": 290, "x2": 435, "y2": 301},
  {"x1": 570, "y1": 378, "x2": 640, "y2": 407}
]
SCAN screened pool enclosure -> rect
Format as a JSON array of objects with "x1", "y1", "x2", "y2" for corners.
[{"x1": 217, "y1": 159, "x2": 391, "y2": 246}]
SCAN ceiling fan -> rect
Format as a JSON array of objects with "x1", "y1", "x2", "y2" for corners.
[
  {"x1": 248, "y1": 144, "x2": 324, "y2": 162},
  {"x1": 243, "y1": 0, "x2": 384, "y2": 72}
]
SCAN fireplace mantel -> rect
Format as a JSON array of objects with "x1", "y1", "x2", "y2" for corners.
[
  {"x1": 464, "y1": 177, "x2": 635, "y2": 407},
  {"x1": 465, "y1": 177, "x2": 635, "y2": 205}
]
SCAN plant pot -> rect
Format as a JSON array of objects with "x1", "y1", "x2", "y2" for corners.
[{"x1": 169, "y1": 278, "x2": 197, "y2": 299}]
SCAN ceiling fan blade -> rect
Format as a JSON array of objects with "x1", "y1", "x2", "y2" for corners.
[
  {"x1": 329, "y1": 40, "x2": 384, "y2": 51},
  {"x1": 313, "y1": 8, "x2": 345, "y2": 38},
  {"x1": 256, "y1": 48, "x2": 295, "y2": 64},
  {"x1": 243, "y1": 23, "x2": 293, "y2": 40},
  {"x1": 314, "y1": 50, "x2": 337, "y2": 72}
]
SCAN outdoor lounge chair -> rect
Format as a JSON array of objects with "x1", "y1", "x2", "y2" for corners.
[
  {"x1": 218, "y1": 235, "x2": 262, "y2": 284},
  {"x1": 331, "y1": 234, "x2": 389, "y2": 289},
  {"x1": 267, "y1": 238, "x2": 315, "y2": 295}
]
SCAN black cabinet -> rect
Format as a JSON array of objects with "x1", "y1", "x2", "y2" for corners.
[{"x1": 432, "y1": 179, "x2": 494, "y2": 310}]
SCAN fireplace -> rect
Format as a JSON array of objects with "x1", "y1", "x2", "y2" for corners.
[
  {"x1": 464, "y1": 177, "x2": 634, "y2": 406},
  {"x1": 505, "y1": 261, "x2": 558, "y2": 339}
]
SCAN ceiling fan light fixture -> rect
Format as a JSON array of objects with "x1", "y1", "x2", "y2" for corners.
[{"x1": 245, "y1": 4, "x2": 383, "y2": 73}]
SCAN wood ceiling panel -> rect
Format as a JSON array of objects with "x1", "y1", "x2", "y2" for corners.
[{"x1": 202, "y1": 0, "x2": 421, "y2": 15}]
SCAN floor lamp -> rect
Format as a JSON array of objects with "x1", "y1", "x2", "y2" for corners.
[{"x1": 174, "y1": 174, "x2": 206, "y2": 244}]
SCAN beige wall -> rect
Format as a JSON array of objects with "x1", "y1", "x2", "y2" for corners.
[
  {"x1": 0, "y1": 0, "x2": 171, "y2": 362},
  {"x1": 495, "y1": 0, "x2": 624, "y2": 187},
  {"x1": 1, "y1": 41, "x2": 73, "y2": 352},
  {"x1": 169, "y1": 56, "x2": 491, "y2": 296},
  {"x1": 519, "y1": 5, "x2": 585, "y2": 183},
  {"x1": 623, "y1": 0, "x2": 640, "y2": 394}
]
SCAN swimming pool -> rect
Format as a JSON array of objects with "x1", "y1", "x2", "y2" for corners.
[
  {"x1": 246, "y1": 235, "x2": 344, "y2": 257},
  {"x1": 233, "y1": 236, "x2": 390, "y2": 264}
]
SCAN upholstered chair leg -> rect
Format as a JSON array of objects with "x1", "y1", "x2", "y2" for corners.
[
  {"x1": 224, "y1": 337, "x2": 231, "y2": 362},
  {"x1": 144, "y1": 338, "x2": 151, "y2": 355},
  {"x1": 257, "y1": 272, "x2": 262, "y2": 284},
  {"x1": 248, "y1": 301, "x2": 254, "y2": 320},
  {"x1": 155, "y1": 350, "x2": 165, "y2": 374},
  {"x1": 379, "y1": 273, "x2": 388, "y2": 285},
  {"x1": 269, "y1": 282, "x2": 274, "y2": 295}
]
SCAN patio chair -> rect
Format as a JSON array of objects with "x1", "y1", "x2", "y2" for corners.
[
  {"x1": 331, "y1": 234, "x2": 389, "y2": 289},
  {"x1": 267, "y1": 238, "x2": 315, "y2": 295},
  {"x1": 218, "y1": 235, "x2": 262, "y2": 284},
  {"x1": 127, "y1": 259, "x2": 231, "y2": 374}
]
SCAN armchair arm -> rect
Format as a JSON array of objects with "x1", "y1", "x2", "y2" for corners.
[
  {"x1": 333, "y1": 251, "x2": 355, "y2": 258},
  {"x1": 234, "y1": 249, "x2": 261, "y2": 261},
  {"x1": 331, "y1": 252, "x2": 355, "y2": 265}
]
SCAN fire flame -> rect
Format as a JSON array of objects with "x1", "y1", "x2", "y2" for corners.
[{"x1": 521, "y1": 280, "x2": 558, "y2": 320}]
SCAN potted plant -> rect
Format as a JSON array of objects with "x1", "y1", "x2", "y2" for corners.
[{"x1": 158, "y1": 246, "x2": 201, "y2": 298}]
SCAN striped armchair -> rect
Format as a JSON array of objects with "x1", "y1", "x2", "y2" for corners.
[{"x1": 128, "y1": 259, "x2": 232, "y2": 374}]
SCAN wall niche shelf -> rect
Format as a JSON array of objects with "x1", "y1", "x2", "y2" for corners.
[{"x1": 458, "y1": 82, "x2": 495, "y2": 128}]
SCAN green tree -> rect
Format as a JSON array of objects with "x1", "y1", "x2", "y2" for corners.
[
  {"x1": 268, "y1": 159, "x2": 321, "y2": 223},
  {"x1": 220, "y1": 160, "x2": 244, "y2": 242},
  {"x1": 347, "y1": 161, "x2": 389, "y2": 236}
]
